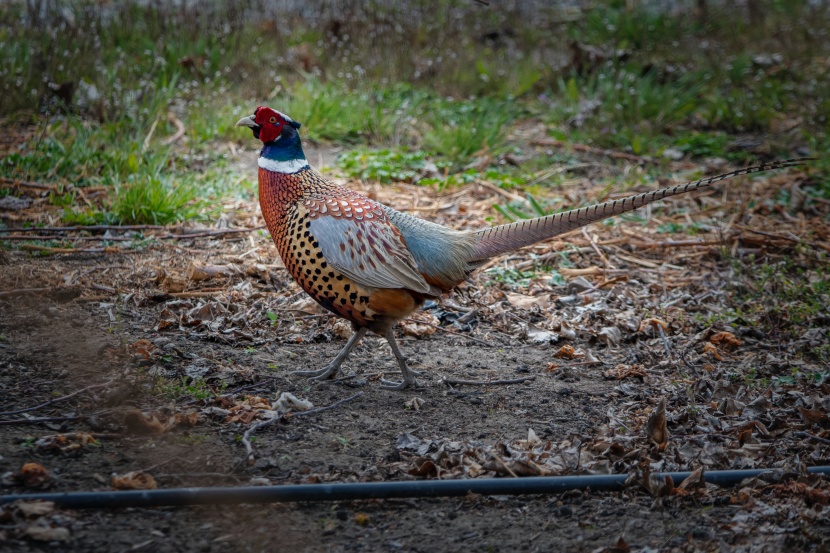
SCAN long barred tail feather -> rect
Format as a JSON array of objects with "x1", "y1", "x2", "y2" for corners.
[{"x1": 468, "y1": 158, "x2": 814, "y2": 262}]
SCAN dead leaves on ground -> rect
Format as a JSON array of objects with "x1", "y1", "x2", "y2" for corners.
[
  {"x1": 395, "y1": 374, "x2": 830, "y2": 509},
  {"x1": 13, "y1": 463, "x2": 51, "y2": 487},
  {"x1": 0, "y1": 500, "x2": 72, "y2": 543},
  {"x1": 202, "y1": 392, "x2": 314, "y2": 426},
  {"x1": 124, "y1": 409, "x2": 198, "y2": 435},
  {"x1": 34, "y1": 432, "x2": 99, "y2": 454},
  {"x1": 645, "y1": 398, "x2": 669, "y2": 450},
  {"x1": 111, "y1": 471, "x2": 157, "y2": 490},
  {"x1": 603, "y1": 364, "x2": 646, "y2": 380},
  {"x1": 400, "y1": 311, "x2": 439, "y2": 337}
]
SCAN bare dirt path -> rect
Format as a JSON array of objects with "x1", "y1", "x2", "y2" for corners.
[{"x1": 1, "y1": 165, "x2": 829, "y2": 552}]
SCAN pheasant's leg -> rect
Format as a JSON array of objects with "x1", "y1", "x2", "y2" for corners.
[
  {"x1": 292, "y1": 327, "x2": 368, "y2": 381},
  {"x1": 380, "y1": 328, "x2": 422, "y2": 390}
]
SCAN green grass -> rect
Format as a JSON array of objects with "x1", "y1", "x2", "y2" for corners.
[
  {"x1": 157, "y1": 376, "x2": 220, "y2": 401},
  {"x1": 109, "y1": 176, "x2": 208, "y2": 225},
  {"x1": 727, "y1": 260, "x2": 830, "y2": 357},
  {"x1": 423, "y1": 98, "x2": 518, "y2": 167},
  {"x1": 1, "y1": 0, "x2": 829, "y2": 226},
  {"x1": 337, "y1": 148, "x2": 432, "y2": 183}
]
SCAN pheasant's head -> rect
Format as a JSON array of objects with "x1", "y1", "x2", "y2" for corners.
[{"x1": 236, "y1": 106, "x2": 301, "y2": 144}]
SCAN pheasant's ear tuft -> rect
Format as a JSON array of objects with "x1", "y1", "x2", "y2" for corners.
[{"x1": 288, "y1": 120, "x2": 301, "y2": 130}]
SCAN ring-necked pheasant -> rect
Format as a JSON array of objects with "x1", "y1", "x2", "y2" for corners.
[{"x1": 238, "y1": 106, "x2": 810, "y2": 389}]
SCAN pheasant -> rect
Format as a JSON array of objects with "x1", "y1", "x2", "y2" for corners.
[{"x1": 237, "y1": 106, "x2": 809, "y2": 389}]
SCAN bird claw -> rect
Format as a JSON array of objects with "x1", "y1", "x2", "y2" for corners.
[
  {"x1": 379, "y1": 376, "x2": 421, "y2": 390},
  {"x1": 291, "y1": 364, "x2": 339, "y2": 381}
]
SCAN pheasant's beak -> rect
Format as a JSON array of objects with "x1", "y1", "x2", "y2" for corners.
[
  {"x1": 236, "y1": 115, "x2": 259, "y2": 129},
  {"x1": 236, "y1": 115, "x2": 260, "y2": 140}
]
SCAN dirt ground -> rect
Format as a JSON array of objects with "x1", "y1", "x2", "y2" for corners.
[{"x1": 1, "y1": 154, "x2": 830, "y2": 552}]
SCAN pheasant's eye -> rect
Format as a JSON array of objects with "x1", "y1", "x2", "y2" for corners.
[{"x1": 269, "y1": 116, "x2": 277, "y2": 124}]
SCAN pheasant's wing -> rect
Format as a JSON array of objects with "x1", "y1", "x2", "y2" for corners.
[{"x1": 305, "y1": 198, "x2": 437, "y2": 295}]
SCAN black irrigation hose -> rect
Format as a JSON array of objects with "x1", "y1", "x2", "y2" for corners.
[{"x1": 2, "y1": 467, "x2": 830, "y2": 509}]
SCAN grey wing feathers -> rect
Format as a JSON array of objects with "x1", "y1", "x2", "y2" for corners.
[{"x1": 308, "y1": 216, "x2": 439, "y2": 295}]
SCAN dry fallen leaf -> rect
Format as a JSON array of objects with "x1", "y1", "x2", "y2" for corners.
[
  {"x1": 354, "y1": 513, "x2": 371, "y2": 526},
  {"x1": 111, "y1": 471, "x2": 157, "y2": 490},
  {"x1": 702, "y1": 341, "x2": 723, "y2": 361},
  {"x1": 14, "y1": 501, "x2": 55, "y2": 518},
  {"x1": 771, "y1": 481, "x2": 830, "y2": 505},
  {"x1": 331, "y1": 319, "x2": 352, "y2": 340},
  {"x1": 646, "y1": 398, "x2": 669, "y2": 450},
  {"x1": 273, "y1": 392, "x2": 313, "y2": 414},
  {"x1": 400, "y1": 311, "x2": 439, "y2": 337},
  {"x1": 676, "y1": 467, "x2": 706, "y2": 492},
  {"x1": 505, "y1": 292, "x2": 549, "y2": 310},
  {"x1": 405, "y1": 397, "x2": 425, "y2": 411},
  {"x1": 638, "y1": 318, "x2": 667, "y2": 333},
  {"x1": 591, "y1": 535, "x2": 630, "y2": 553},
  {"x1": 124, "y1": 410, "x2": 166, "y2": 435},
  {"x1": 18, "y1": 463, "x2": 50, "y2": 487},
  {"x1": 603, "y1": 364, "x2": 646, "y2": 380},
  {"x1": 798, "y1": 407, "x2": 830, "y2": 427},
  {"x1": 597, "y1": 326, "x2": 622, "y2": 347},
  {"x1": 554, "y1": 345, "x2": 581, "y2": 359},
  {"x1": 710, "y1": 330, "x2": 742, "y2": 348},
  {"x1": 35, "y1": 432, "x2": 98, "y2": 453},
  {"x1": 128, "y1": 339, "x2": 154, "y2": 360},
  {"x1": 173, "y1": 411, "x2": 199, "y2": 428},
  {"x1": 408, "y1": 460, "x2": 438, "y2": 478},
  {"x1": 24, "y1": 525, "x2": 70, "y2": 542}
]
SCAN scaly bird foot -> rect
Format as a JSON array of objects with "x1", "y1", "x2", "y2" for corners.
[
  {"x1": 379, "y1": 375, "x2": 422, "y2": 390},
  {"x1": 290, "y1": 327, "x2": 368, "y2": 383},
  {"x1": 291, "y1": 364, "x2": 340, "y2": 381}
]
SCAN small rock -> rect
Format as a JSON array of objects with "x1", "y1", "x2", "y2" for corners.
[
  {"x1": 0, "y1": 196, "x2": 32, "y2": 210},
  {"x1": 597, "y1": 326, "x2": 622, "y2": 347},
  {"x1": 556, "y1": 505, "x2": 573, "y2": 517},
  {"x1": 752, "y1": 53, "x2": 783, "y2": 66},
  {"x1": 662, "y1": 148, "x2": 684, "y2": 161},
  {"x1": 345, "y1": 378, "x2": 368, "y2": 388},
  {"x1": 249, "y1": 477, "x2": 272, "y2": 486},
  {"x1": 566, "y1": 276, "x2": 594, "y2": 294}
]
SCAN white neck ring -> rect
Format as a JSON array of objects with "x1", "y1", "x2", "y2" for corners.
[{"x1": 258, "y1": 157, "x2": 309, "y2": 174}]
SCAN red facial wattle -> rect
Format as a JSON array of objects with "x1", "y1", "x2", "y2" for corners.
[{"x1": 254, "y1": 106, "x2": 283, "y2": 144}]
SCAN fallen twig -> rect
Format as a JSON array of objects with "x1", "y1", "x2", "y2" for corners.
[
  {"x1": 531, "y1": 138, "x2": 662, "y2": 165},
  {"x1": 582, "y1": 226, "x2": 616, "y2": 270},
  {"x1": 1, "y1": 226, "x2": 267, "y2": 241},
  {"x1": 18, "y1": 244, "x2": 134, "y2": 254},
  {"x1": 0, "y1": 286, "x2": 82, "y2": 299},
  {"x1": 0, "y1": 234, "x2": 135, "y2": 241},
  {"x1": 657, "y1": 323, "x2": 672, "y2": 357},
  {"x1": 161, "y1": 115, "x2": 186, "y2": 146},
  {"x1": 288, "y1": 392, "x2": 365, "y2": 418},
  {"x1": 0, "y1": 415, "x2": 82, "y2": 426},
  {"x1": 0, "y1": 176, "x2": 57, "y2": 190},
  {"x1": 156, "y1": 226, "x2": 267, "y2": 240},
  {"x1": 443, "y1": 376, "x2": 536, "y2": 386},
  {"x1": 492, "y1": 454, "x2": 519, "y2": 478},
  {"x1": 0, "y1": 380, "x2": 114, "y2": 416},
  {"x1": 793, "y1": 431, "x2": 830, "y2": 446},
  {"x1": 181, "y1": 377, "x2": 280, "y2": 406},
  {"x1": 736, "y1": 225, "x2": 830, "y2": 253},
  {"x1": 402, "y1": 318, "x2": 495, "y2": 347},
  {"x1": 0, "y1": 224, "x2": 166, "y2": 233},
  {"x1": 241, "y1": 392, "x2": 364, "y2": 463},
  {"x1": 547, "y1": 360, "x2": 603, "y2": 368}
]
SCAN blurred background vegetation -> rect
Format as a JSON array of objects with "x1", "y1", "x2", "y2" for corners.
[{"x1": 1, "y1": 0, "x2": 828, "y2": 225}]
